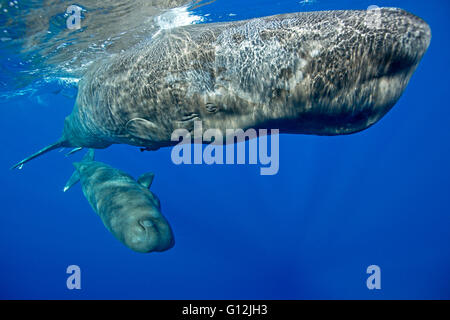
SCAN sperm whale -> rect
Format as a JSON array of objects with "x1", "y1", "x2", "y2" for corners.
[
  {"x1": 64, "y1": 150, "x2": 175, "y2": 253},
  {"x1": 12, "y1": 8, "x2": 431, "y2": 169}
]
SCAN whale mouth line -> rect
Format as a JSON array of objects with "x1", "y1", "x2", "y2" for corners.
[
  {"x1": 363, "y1": 47, "x2": 428, "y2": 88},
  {"x1": 366, "y1": 62, "x2": 416, "y2": 86}
]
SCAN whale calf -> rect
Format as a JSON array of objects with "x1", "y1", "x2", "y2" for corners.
[
  {"x1": 12, "y1": 8, "x2": 431, "y2": 169},
  {"x1": 64, "y1": 150, "x2": 175, "y2": 253}
]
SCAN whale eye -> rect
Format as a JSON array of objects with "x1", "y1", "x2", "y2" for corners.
[{"x1": 205, "y1": 102, "x2": 218, "y2": 113}]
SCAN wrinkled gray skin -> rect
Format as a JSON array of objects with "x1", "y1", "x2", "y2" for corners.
[
  {"x1": 12, "y1": 8, "x2": 431, "y2": 168},
  {"x1": 66, "y1": 153, "x2": 174, "y2": 253}
]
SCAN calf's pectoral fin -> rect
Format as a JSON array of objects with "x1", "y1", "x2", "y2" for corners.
[
  {"x1": 63, "y1": 149, "x2": 95, "y2": 192},
  {"x1": 63, "y1": 169, "x2": 80, "y2": 192}
]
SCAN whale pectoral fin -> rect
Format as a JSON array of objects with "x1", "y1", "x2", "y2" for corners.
[
  {"x1": 65, "y1": 147, "x2": 83, "y2": 157},
  {"x1": 126, "y1": 118, "x2": 164, "y2": 142},
  {"x1": 137, "y1": 172, "x2": 155, "y2": 189},
  {"x1": 63, "y1": 168, "x2": 80, "y2": 192},
  {"x1": 63, "y1": 150, "x2": 95, "y2": 192}
]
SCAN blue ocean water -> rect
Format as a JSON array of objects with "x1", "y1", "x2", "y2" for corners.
[{"x1": 0, "y1": 0, "x2": 449, "y2": 300}]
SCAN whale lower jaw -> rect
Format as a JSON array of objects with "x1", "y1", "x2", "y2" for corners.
[{"x1": 252, "y1": 63, "x2": 421, "y2": 137}]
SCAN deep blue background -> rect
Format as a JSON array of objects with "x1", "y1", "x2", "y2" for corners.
[{"x1": 0, "y1": 0, "x2": 449, "y2": 299}]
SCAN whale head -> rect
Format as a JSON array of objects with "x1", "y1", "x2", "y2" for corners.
[
  {"x1": 187, "y1": 8, "x2": 432, "y2": 135},
  {"x1": 283, "y1": 7, "x2": 432, "y2": 135},
  {"x1": 122, "y1": 216, "x2": 174, "y2": 253},
  {"x1": 112, "y1": 196, "x2": 175, "y2": 253}
]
